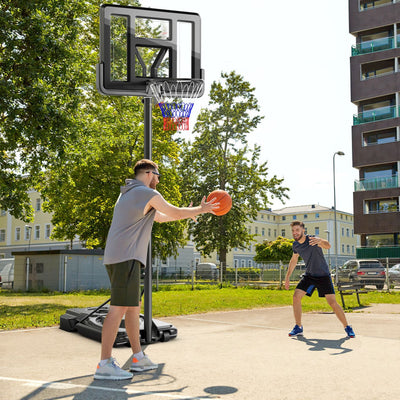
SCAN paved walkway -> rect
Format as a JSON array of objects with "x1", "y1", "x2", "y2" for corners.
[{"x1": 0, "y1": 304, "x2": 399, "y2": 400}]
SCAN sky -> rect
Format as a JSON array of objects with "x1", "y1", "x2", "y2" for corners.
[{"x1": 141, "y1": 0, "x2": 357, "y2": 213}]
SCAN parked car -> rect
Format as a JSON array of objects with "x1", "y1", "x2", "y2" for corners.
[
  {"x1": 388, "y1": 264, "x2": 400, "y2": 284},
  {"x1": 336, "y1": 259, "x2": 386, "y2": 290}
]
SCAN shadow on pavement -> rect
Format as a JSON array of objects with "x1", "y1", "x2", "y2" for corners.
[{"x1": 294, "y1": 335, "x2": 353, "y2": 355}]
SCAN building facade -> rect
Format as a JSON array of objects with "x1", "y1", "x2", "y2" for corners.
[
  {"x1": 202, "y1": 205, "x2": 359, "y2": 268},
  {"x1": 349, "y1": 0, "x2": 400, "y2": 259},
  {"x1": 0, "y1": 189, "x2": 359, "y2": 270},
  {"x1": 0, "y1": 190, "x2": 82, "y2": 258}
]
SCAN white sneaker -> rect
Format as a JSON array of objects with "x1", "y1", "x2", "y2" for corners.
[
  {"x1": 94, "y1": 358, "x2": 133, "y2": 380},
  {"x1": 130, "y1": 355, "x2": 158, "y2": 372}
]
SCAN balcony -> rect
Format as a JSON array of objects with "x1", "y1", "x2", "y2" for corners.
[
  {"x1": 356, "y1": 246, "x2": 400, "y2": 259},
  {"x1": 353, "y1": 105, "x2": 398, "y2": 124},
  {"x1": 351, "y1": 35, "x2": 396, "y2": 56},
  {"x1": 354, "y1": 175, "x2": 398, "y2": 191}
]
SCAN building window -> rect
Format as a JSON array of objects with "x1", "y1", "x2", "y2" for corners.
[
  {"x1": 274, "y1": 229, "x2": 277, "y2": 237},
  {"x1": 363, "y1": 128, "x2": 396, "y2": 146},
  {"x1": 36, "y1": 263, "x2": 44, "y2": 273},
  {"x1": 360, "y1": 0, "x2": 394, "y2": 12},
  {"x1": 45, "y1": 224, "x2": 51, "y2": 239},
  {"x1": 234, "y1": 259, "x2": 238, "y2": 268},
  {"x1": 316, "y1": 213, "x2": 319, "y2": 218},
  {"x1": 352, "y1": 246, "x2": 355, "y2": 254},
  {"x1": 293, "y1": 215, "x2": 297, "y2": 220},
  {"x1": 268, "y1": 228, "x2": 271, "y2": 236},
  {"x1": 342, "y1": 244, "x2": 345, "y2": 253},
  {"x1": 342, "y1": 228, "x2": 344, "y2": 236},
  {"x1": 261, "y1": 214, "x2": 264, "y2": 219},
  {"x1": 34, "y1": 225, "x2": 40, "y2": 240},
  {"x1": 365, "y1": 198, "x2": 399, "y2": 214},
  {"x1": 35, "y1": 198, "x2": 41, "y2": 212},
  {"x1": 262, "y1": 228, "x2": 265, "y2": 236},
  {"x1": 25, "y1": 226, "x2": 31, "y2": 240},
  {"x1": 304, "y1": 214, "x2": 308, "y2": 219},
  {"x1": 346, "y1": 228, "x2": 350, "y2": 237},
  {"x1": 281, "y1": 229, "x2": 285, "y2": 237},
  {"x1": 282, "y1": 216, "x2": 286, "y2": 221},
  {"x1": 241, "y1": 260, "x2": 245, "y2": 267},
  {"x1": 347, "y1": 245, "x2": 350, "y2": 253},
  {"x1": 0, "y1": 229, "x2": 5, "y2": 242},
  {"x1": 0, "y1": 209, "x2": 6, "y2": 216},
  {"x1": 15, "y1": 227, "x2": 21, "y2": 241},
  {"x1": 255, "y1": 227, "x2": 258, "y2": 235},
  {"x1": 248, "y1": 260, "x2": 252, "y2": 267},
  {"x1": 315, "y1": 227, "x2": 319, "y2": 235}
]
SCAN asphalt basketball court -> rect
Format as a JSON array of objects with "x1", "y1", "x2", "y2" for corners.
[{"x1": 1, "y1": 304, "x2": 399, "y2": 400}]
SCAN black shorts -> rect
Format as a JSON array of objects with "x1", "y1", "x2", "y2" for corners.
[
  {"x1": 105, "y1": 259, "x2": 142, "y2": 306},
  {"x1": 296, "y1": 275, "x2": 335, "y2": 298}
]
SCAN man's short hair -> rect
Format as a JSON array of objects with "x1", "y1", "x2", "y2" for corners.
[
  {"x1": 290, "y1": 221, "x2": 305, "y2": 229},
  {"x1": 134, "y1": 159, "x2": 159, "y2": 176}
]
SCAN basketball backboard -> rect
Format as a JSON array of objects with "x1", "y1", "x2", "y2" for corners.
[{"x1": 96, "y1": 4, "x2": 204, "y2": 97}]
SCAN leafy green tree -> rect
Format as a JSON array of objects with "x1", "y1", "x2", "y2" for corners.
[
  {"x1": 254, "y1": 236, "x2": 294, "y2": 263},
  {"x1": 40, "y1": 94, "x2": 188, "y2": 257},
  {"x1": 179, "y1": 71, "x2": 289, "y2": 268},
  {"x1": 0, "y1": 0, "x2": 96, "y2": 220}
]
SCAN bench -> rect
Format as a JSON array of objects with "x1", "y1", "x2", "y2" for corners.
[{"x1": 336, "y1": 282, "x2": 368, "y2": 308}]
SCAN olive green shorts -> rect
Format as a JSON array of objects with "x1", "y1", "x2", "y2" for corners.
[{"x1": 105, "y1": 259, "x2": 142, "y2": 307}]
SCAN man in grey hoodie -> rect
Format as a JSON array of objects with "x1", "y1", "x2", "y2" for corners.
[{"x1": 94, "y1": 159, "x2": 218, "y2": 380}]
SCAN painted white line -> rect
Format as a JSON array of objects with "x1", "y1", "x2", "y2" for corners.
[
  {"x1": 0, "y1": 326, "x2": 59, "y2": 334},
  {"x1": 177, "y1": 316, "x2": 283, "y2": 330},
  {"x1": 0, "y1": 376, "x2": 212, "y2": 399}
]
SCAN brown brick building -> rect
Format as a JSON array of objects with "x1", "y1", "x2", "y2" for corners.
[{"x1": 349, "y1": 0, "x2": 400, "y2": 259}]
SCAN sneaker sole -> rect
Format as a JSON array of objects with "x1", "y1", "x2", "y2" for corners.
[
  {"x1": 288, "y1": 332, "x2": 303, "y2": 337},
  {"x1": 130, "y1": 365, "x2": 158, "y2": 372},
  {"x1": 94, "y1": 374, "x2": 133, "y2": 380}
]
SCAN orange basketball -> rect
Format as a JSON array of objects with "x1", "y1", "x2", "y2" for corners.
[{"x1": 207, "y1": 190, "x2": 232, "y2": 216}]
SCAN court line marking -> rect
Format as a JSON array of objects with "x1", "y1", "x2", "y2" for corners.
[{"x1": 0, "y1": 376, "x2": 212, "y2": 400}]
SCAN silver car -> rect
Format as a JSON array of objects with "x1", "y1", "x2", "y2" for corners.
[
  {"x1": 388, "y1": 264, "x2": 400, "y2": 284},
  {"x1": 337, "y1": 259, "x2": 386, "y2": 290}
]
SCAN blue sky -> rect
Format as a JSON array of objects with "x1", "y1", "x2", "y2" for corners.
[{"x1": 142, "y1": 0, "x2": 357, "y2": 213}]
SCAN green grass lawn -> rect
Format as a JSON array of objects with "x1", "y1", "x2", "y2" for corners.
[{"x1": 1, "y1": 285, "x2": 400, "y2": 330}]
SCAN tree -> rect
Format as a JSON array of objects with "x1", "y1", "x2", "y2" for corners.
[
  {"x1": 254, "y1": 236, "x2": 294, "y2": 263},
  {"x1": 0, "y1": 0, "x2": 96, "y2": 220},
  {"x1": 179, "y1": 71, "x2": 289, "y2": 267}
]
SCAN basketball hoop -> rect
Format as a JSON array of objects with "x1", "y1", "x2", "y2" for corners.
[{"x1": 149, "y1": 80, "x2": 204, "y2": 131}]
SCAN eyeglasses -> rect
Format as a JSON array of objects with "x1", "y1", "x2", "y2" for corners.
[{"x1": 146, "y1": 171, "x2": 160, "y2": 177}]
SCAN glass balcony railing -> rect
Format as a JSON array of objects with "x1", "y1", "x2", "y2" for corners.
[
  {"x1": 353, "y1": 105, "x2": 398, "y2": 125},
  {"x1": 351, "y1": 36, "x2": 395, "y2": 56},
  {"x1": 354, "y1": 175, "x2": 398, "y2": 191},
  {"x1": 356, "y1": 246, "x2": 400, "y2": 259}
]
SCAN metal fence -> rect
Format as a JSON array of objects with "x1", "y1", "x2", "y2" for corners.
[{"x1": 151, "y1": 258, "x2": 400, "y2": 291}]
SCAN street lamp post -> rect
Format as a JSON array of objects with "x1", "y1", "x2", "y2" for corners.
[
  {"x1": 24, "y1": 225, "x2": 32, "y2": 291},
  {"x1": 333, "y1": 151, "x2": 345, "y2": 284}
]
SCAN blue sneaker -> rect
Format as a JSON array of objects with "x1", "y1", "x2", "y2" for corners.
[
  {"x1": 288, "y1": 325, "x2": 303, "y2": 337},
  {"x1": 345, "y1": 325, "x2": 355, "y2": 338}
]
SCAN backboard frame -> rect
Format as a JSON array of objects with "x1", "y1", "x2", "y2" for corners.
[{"x1": 96, "y1": 4, "x2": 204, "y2": 97}]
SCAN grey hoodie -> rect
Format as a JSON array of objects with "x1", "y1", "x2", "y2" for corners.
[{"x1": 103, "y1": 179, "x2": 158, "y2": 266}]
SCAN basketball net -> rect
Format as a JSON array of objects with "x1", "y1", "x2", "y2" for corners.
[{"x1": 149, "y1": 80, "x2": 204, "y2": 131}]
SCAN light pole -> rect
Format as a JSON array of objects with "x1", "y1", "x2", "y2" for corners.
[
  {"x1": 24, "y1": 225, "x2": 32, "y2": 291},
  {"x1": 324, "y1": 229, "x2": 331, "y2": 268},
  {"x1": 333, "y1": 151, "x2": 345, "y2": 283}
]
